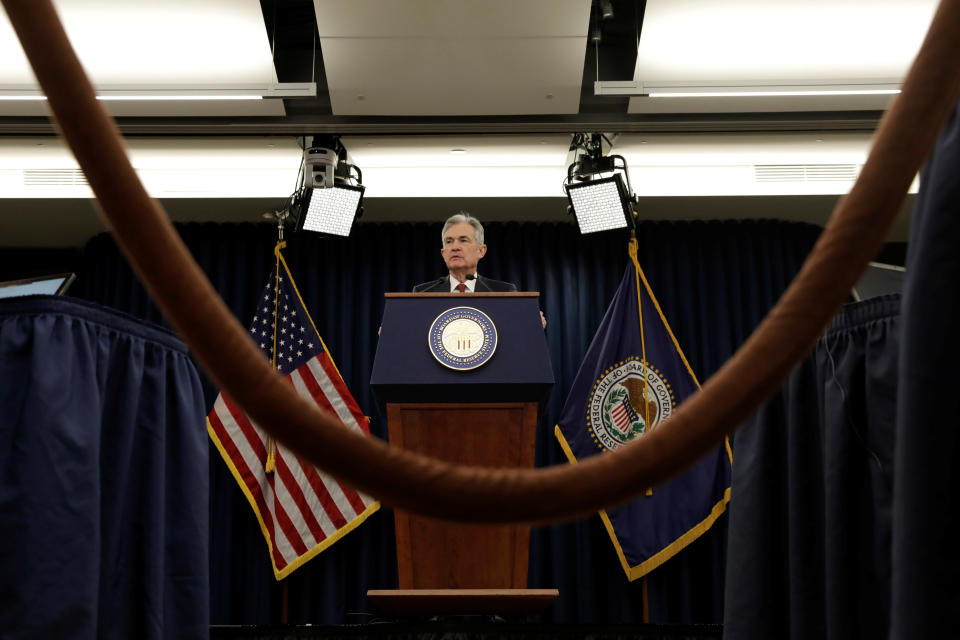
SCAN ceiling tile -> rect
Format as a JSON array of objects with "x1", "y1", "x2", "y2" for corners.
[
  {"x1": 323, "y1": 37, "x2": 586, "y2": 115},
  {"x1": 313, "y1": 0, "x2": 590, "y2": 38},
  {"x1": 315, "y1": 0, "x2": 590, "y2": 115}
]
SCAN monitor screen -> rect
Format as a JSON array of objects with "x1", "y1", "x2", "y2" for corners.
[
  {"x1": 0, "y1": 273, "x2": 76, "y2": 299},
  {"x1": 852, "y1": 262, "x2": 904, "y2": 301}
]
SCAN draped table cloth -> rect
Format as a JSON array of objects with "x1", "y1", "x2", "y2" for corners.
[{"x1": 0, "y1": 295, "x2": 208, "y2": 640}]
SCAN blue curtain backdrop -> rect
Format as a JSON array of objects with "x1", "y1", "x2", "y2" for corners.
[
  {"x1": 0, "y1": 296, "x2": 209, "y2": 640},
  {"x1": 70, "y1": 218, "x2": 820, "y2": 625}
]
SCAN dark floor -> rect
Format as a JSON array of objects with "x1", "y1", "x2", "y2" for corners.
[{"x1": 210, "y1": 621, "x2": 724, "y2": 640}]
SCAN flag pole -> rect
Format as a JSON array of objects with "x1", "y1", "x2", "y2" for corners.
[
  {"x1": 261, "y1": 209, "x2": 289, "y2": 473},
  {"x1": 629, "y1": 231, "x2": 654, "y2": 498},
  {"x1": 642, "y1": 576, "x2": 650, "y2": 622},
  {"x1": 263, "y1": 207, "x2": 292, "y2": 616}
]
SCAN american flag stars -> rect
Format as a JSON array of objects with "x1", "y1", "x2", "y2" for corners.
[{"x1": 241, "y1": 271, "x2": 323, "y2": 373}]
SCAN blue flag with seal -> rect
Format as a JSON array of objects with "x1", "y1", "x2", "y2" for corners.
[{"x1": 555, "y1": 236, "x2": 732, "y2": 581}]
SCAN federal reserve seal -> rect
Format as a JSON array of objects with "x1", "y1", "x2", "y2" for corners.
[
  {"x1": 587, "y1": 358, "x2": 675, "y2": 451},
  {"x1": 428, "y1": 306, "x2": 497, "y2": 371}
]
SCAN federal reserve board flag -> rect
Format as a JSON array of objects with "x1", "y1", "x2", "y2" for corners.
[
  {"x1": 207, "y1": 241, "x2": 379, "y2": 580},
  {"x1": 555, "y1": 237, "x2": 732, "y2": 581}
]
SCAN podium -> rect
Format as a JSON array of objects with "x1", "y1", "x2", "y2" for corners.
[{"x1": 369, "y1": 292, "x2": 556, "y2": 613}]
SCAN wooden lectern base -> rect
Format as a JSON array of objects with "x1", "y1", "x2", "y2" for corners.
[
  {"x1": 367, "y1": 589, "x2": 559, "y2": 615},
  {"x1": 387, "y1": 403, "x2": 538, "y2": 589}
]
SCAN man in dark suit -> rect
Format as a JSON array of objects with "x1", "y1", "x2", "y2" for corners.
[
  {"x1": 413, "y1": 212, "x2": 518, "y2": 293},
  {"x1": 412, "y1": 212, "x2": 546, "y2": 328}
]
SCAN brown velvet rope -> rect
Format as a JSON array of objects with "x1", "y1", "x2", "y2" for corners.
[{"x1": 4, "y1": 0, "x2": 960, "y2": 524}]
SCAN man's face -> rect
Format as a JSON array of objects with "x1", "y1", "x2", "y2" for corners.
[{"x1": 441, "y1": 222, "x2": 487, "y2": 274}]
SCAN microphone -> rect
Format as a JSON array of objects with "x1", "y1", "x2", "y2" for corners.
[{"x1": 465, "y1": 273, "x2": 476, "y2": 281}]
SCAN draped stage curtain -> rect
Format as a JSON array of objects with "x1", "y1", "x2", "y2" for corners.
[
  {"x1": 0, "y1": 296, "x2": 208, "y2": 640},
  {"x1": 892, "y1": 101, "x2": 960, "y2": 638},
  {"x1": 65, "y1": 218, "x2": 820, "y2": 625},
  {"x1": 724, "y1": 101, "x2": 960, "y2": 639},
  {"x1": 723, "y1": 294, "x2": 900, "y2": 639}
]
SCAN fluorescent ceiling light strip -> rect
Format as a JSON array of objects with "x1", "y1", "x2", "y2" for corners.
[
  {"x1": 97, "y1": 95, "x2": 262, "y2": 101},
  {"x1": 595, "y1": 80, "x2": 901, "y2": 98},
  {"x1": 649, "y1": 89, "x2": 901, "y2": 98},
  {"x1": 0, "y1": 83, "x2": 315, "y2": 101},
  {"x1": 0, "y1": 95, "x2": 261, "y2": 101}
]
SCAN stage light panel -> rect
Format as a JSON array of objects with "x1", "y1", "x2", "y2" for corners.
[
  {"x1": 565, "y1": 175, "x2": 632, "y2": 234},
  {"x1": 298, "y1": 184, "x2": 364, "y2": 237}
]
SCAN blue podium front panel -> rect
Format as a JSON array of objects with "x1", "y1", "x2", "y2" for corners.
[{"x1": 370, "y1": 294, "x2": 553, "y2": 406}]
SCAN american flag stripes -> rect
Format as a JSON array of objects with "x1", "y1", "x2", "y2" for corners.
[
  {"x1": 207, "y1": 243, "x2": 379, "y2": 580},
  {"x1": 610, "y1": 398, "x2": 638, "y2": 433}
]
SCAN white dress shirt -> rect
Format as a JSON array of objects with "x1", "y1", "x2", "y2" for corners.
[{"x1": 448, "y1": 274, "x2": 477, "y2": 292}]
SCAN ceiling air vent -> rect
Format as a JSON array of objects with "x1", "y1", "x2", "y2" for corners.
[
  {"x1": 754, "y1": 164, "x2": 860, "y2": 182},
  {"x1": 22, "y1": 169, "x2": 89, "y2": 186}
]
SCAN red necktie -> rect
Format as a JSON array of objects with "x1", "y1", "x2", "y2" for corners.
[{"x1": 455, "y1": 283, "x2": 467, "y2": 293}]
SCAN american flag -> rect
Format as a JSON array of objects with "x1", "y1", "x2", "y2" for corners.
[
  {"x1": 207, "y1": 245, "x2": 379, "y2": 580},
  {"x1": 611, "y1": 397, "x2": 638, "y2": 433}
]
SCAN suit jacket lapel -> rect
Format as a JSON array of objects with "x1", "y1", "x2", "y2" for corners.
[{"x1": 475, "y1": 276, "x2": 490, "y2": 292}]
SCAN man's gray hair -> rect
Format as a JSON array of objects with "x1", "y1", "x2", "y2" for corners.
[{"x1": 441, "y1": 211, "x2": 484, "y2": 246}]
